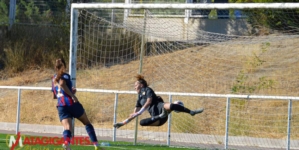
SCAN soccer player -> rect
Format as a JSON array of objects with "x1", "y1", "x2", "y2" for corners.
[
  {"x1": 113, "y1": 74, "x2": 204, "y2": 128},
  {"x1": 51, "y1": 58, "x2": 99, "y2": 150}
]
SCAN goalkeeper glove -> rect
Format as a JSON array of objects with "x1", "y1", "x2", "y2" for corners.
[
  {"x1": 113, "y1": 119, "x2": 131, "y2": 129},
  {"x1": 113, "y1": 122, "x2": 125, "y2": 129}
]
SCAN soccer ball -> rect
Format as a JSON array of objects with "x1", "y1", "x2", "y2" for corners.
[{"x1": 173, "y1": 100, "x2": 184, "y2": 113}]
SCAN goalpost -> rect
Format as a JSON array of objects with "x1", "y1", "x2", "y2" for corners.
[{"x1": 69, "y1": 3, "x2": 299, "y2": 150}]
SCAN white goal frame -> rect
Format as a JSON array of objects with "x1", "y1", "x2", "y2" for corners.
[
  {"x1": 69, "y1": 2, "x2": 299, "y2": 94},
  {"x1": 69, "y1": 3, "x2": 299, "y2": 150}
]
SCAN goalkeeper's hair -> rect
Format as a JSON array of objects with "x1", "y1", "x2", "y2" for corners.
[{"x1": 135, "y1": 74, "x2": 148, "y2": 87}]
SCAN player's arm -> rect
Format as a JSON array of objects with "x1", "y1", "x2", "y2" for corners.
[
  {"x1": 114, "y1": 99, "x2": 143, "y2": 129},
  {"x1": 52, "y1": 91, "x2": 57, "y2": 99},
  {"x1": 113, "y1": 112, "x2": 137, "y2": 129},
  {"x1": 113, "y1": 99, "x2": 153, "y2": 129},
  {"x1": 125, "y1": 106, "x2": 142, "y2": 124},
  {"x1": 72, "y1": 87, "x2": 77, "y2": 94},
  {"x1": 51, "y1": 77, "x2": 57, "y2": 99},
  {"x1": 59, "y1": 79, "x2": 78, "y2": 102},
  {"x1": 131, "y1": 88, "x2": 155, "y2": 117},
  {"x1": 52, "y1": 86, "x2": 57, "y2": 99},
  {"x1": 133, "y1": 107, "x2": 141, "y2": 113},
  {"x1": 131, "y1": 97, "x2": 152, "y2": 117}
]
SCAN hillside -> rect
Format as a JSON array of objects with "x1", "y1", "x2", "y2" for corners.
[{"x1": 1, "y1": 35, "x2": 299, "y2": 138}]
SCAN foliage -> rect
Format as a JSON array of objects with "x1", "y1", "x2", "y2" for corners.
[
  {"x1": 0, "y1": 0, "x2": 70, "y2": 76},
  {"x1": 231, "y1": 71, "x2": 275, "y2": 94},
  {"x1": 3, "y1": 40, "x2": 30, "y2": 73},
  {"x1": 231, "y1": 0, "x2": 299, "y2": 34},
  {"x1": 230, "y1": 42, "x2": 276, "y2": 136},
  {"x1": 0, "y1": 0, "x2": 8, "y2": 25},
  {"x1": 231, "y1": 42, "x2": 275, "y2": 94},
  {"x1": 19, "y1": 0, "x2": 40, "y2": 23},
  {"x1": 15, "y1": 0, "x2": 67, "y2": 24},
  {"x1": 2, "y1": 33, "x2": 69, "y2": 74}
]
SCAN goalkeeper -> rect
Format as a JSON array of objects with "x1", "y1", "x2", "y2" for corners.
[{"x1": 114, "y1": 74, "x2": 204, "y2": 129}]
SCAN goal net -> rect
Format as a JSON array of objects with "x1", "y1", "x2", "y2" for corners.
[{"x1": 70, "y1": 3, "x2": 299, "y2": 150}]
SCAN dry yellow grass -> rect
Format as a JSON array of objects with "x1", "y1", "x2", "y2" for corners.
[{"x1": 1, "y1": 35, "x2": 299, "y2": 139}]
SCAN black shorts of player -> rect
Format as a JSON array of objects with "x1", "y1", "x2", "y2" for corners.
[
  {"x1": 158, "y1": 116, "x2": 168, "y2": 126},
  {"x1": 140, "y1": 114, "x2": 168, "y2": 126},
  {"x1": 57, "y1": 102, "x2": 85, "y2": 121},
  {"x1": 140, "y1": 102, "x2": 168, "y2": 126}
]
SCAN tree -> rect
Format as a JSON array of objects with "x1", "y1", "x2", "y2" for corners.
[{"x1": 232, "y1": 0, "x2": 299, "y2": 34}]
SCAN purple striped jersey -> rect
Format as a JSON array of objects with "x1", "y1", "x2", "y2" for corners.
[{"x1": 52, "y1": 73, "x2": 74, "y2": 106}]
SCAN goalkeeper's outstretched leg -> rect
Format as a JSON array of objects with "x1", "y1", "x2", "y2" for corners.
[
  {"x1": 113, "y1": 74, "x2": 204, "y2": 128},
  {"x1": 163, "y1": 102, "x2": 204, "y2": 116}
]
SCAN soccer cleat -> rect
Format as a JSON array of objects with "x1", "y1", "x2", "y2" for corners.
[
  {"x1": 94, "y1": 144, "x2": 106, "y2": 150},
  {"x1": 95, "y1": 146, "x2": 106, "y2": 150},
  {"x1": 62, "y1": 144, "x2": 71, "y2": 150},
  {"x1": 190, "y1": 108, "x2": 204, "y2": 116},
  {"x1": 94, "y1": 143, "x2": 99, "y2": 150}
]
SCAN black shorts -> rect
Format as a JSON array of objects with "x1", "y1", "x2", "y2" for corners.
[
  {"x1": 57, "y1": 102, "x2": 85, "y2": 121},
  {"x1": 149, "y1": 102, "x2": 165, "y2": 116},
  {"x1": 158, "y1": 116, "x2": 168, "y2": 126},
  {"x1": 150, "y1": 102, "x2": 168, "y2": 126},
  {"x1": 140, "y1": 114, "x2": 168, "y2": 126}
]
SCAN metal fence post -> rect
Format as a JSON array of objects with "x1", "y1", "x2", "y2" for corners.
[
  {"x1": 113, "y1": 93, "x2": 119, "y2": 141},
  {"x1": 224, "y1": 97, "x2": 230, "y2": 149},
  {"x1": 167, "y1": 95, "x2": 173, "y2": 146},
  {"x1": 9, "y1": 0, "x2": 16, "y2": 30},
  {"x1": 16, "y1": 89, "x2": 21, "y2": 134},
  {"x1": 286, "y1": 99, "x2": 292, "y2": 150}
]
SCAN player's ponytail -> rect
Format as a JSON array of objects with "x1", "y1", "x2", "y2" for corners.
[
  {"x1": 135, "y1": 74, "x2": 148, "y2": 87},
  {"x1": 54, "y1": 58, "x2": 66, "y2": 84}
]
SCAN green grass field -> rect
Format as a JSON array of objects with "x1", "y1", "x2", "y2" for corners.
[{"x1": 0, "y1": 133, "x2": 201, "y2": 150}]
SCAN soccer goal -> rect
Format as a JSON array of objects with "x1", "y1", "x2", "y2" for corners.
[{"x1": 69, "y1": 3, "x2": 299, "y2": 150}]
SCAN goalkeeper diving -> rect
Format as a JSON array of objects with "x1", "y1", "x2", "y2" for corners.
[{"x1": 113, "y1": 74, "x2": 204, "y2": 128}]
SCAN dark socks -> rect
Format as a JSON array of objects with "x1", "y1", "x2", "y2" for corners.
[
  {"x1": 63, "y1": 130, "x2": 72, "y2": 145},
  {"x1": 170, "y1": 103, "x2": 191, "y2": 113},
  {"x1": 85, "y1": 124, "x2": 98, "y2": 145}
]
